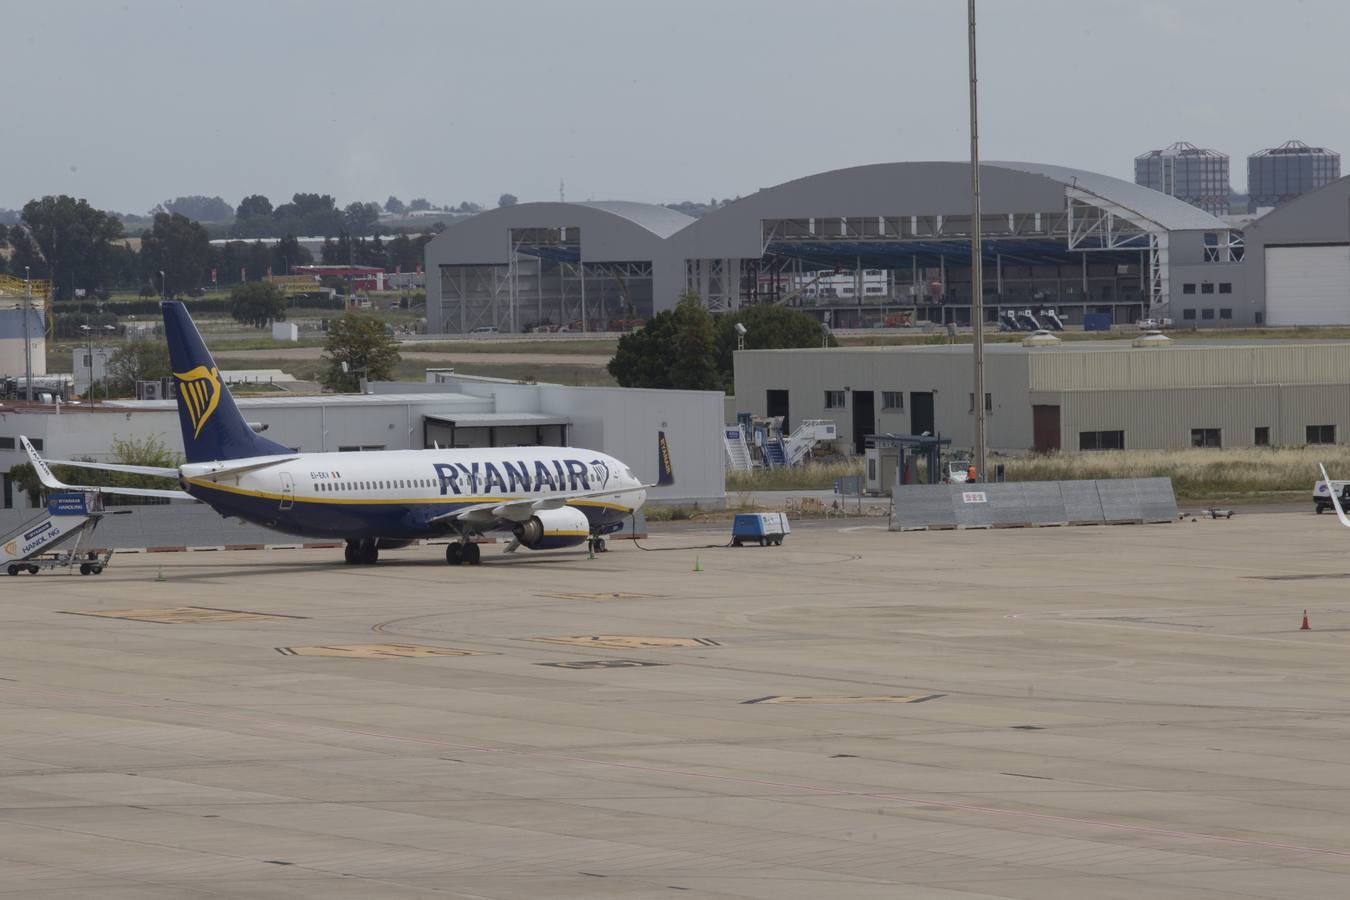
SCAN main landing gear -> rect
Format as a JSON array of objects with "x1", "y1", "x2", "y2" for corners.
[
  {"x1": 587, "y1": 536, "x2": 608, "y2": 554},
  {"x1": 344, "y1": 539, "x2": 379, "y2": 565},
  {"x1": 445, "y1": 540, "x2": 481, "y2": 566}
]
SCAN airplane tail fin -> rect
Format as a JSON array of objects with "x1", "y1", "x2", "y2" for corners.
[
  {"x1": 1319, "y1": 464, "x2": 1350, "y2": 530},
  {"x1": 161, "y1": 301, "x2": 289, "y2": 463},
  {"x1": 656, "y1": 430, "x2": 675, "y2": 487}
]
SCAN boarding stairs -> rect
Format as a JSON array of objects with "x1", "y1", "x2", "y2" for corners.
[
  {"x1": 723, "y1": 427, "x2": 753, "y2": 471},
  {"x1": 1039, "y1": 309, "x2": 1065, "y2": 331},
  {"x1": 782, "y1": 419, "x2": 837, "y2": 466},
  {"x1": 1016, "y1": 309, "x2": 1042, "y2": 331},
  {"x1": 1, "y1": 491, "x2": 119, "y2": 575}
]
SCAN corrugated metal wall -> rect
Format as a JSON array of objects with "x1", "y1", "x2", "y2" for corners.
[
  {"x1": 1029, "y1": 343, "x2": 1350, "y2": 391},
  {"x1": 1050, "y1": 384, "x2": 1350, "y2": 449}
]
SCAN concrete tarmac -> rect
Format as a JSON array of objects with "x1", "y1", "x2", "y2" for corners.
[{"x1": 3, "y1": 515, "x2": 1350, "y2": 897}]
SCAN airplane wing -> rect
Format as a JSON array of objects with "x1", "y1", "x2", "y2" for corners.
[
  {"x1": 427, "y1": 486, "x2": 634, "y2": 526},
  {"x1": 1319, "y1": 464, "x2": 1350, "y2": 529},
  {"x1": 39, "y1": 458, "x2": 181, "y2": 478},
  {"x1": 21, "y1": 436, "x2": 196, "y2": 501}
]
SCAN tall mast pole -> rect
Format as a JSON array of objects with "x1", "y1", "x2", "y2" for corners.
[{"x1": 968, "y1": 0, "x2": 988, "y2": 481}]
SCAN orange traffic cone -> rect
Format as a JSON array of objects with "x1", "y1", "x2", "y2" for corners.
[{"x1": 1301, "y1": 610, "x2": 1311, "y2": 631}]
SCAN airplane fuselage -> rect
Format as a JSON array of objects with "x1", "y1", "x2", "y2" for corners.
[{"x1": 180, "y1": 446, "x2": 646, "y2": 540}]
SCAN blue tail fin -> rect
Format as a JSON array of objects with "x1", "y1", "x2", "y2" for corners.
[{"x1": 161, "y1": 301, "x2": 290, "y2": 462}]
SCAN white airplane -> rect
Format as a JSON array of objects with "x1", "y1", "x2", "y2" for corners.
[{"x1": 22, "y1": 301, "x2": 673, "y2": 566}]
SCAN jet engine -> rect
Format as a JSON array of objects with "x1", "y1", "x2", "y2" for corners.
[{"x1": 513, "y1": 506, "x2": 590, "y2": 550}]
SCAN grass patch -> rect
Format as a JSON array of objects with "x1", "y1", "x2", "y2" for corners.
[
  {"x1": 1002, "y1": 446, "x2": 1350, "y2": 498},
  {"x1": 409, "y1": 338, "x2": 618, "y2": 356},
  {"x1": 727, "y1": 459, "x2": 864, "y2": 492}
]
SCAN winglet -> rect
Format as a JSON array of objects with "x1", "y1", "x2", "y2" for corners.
[
  {"x1": 656, "y1": 430, "x2": 675, "y2": 487},
  {"x1": 1320, "y1": 464, "x2": 1350, "y2": 530},
  {"x1": 20, "y1": 435, "x2": 68, "y2": 491}
]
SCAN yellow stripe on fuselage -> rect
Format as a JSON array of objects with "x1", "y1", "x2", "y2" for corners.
[{"x1": 183, "y1": 477, "x2": 635, "y2": 512}]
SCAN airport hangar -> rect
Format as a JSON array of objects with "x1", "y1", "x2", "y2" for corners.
[
  {"x1": 425, "y1": 161, "x2": 1245, "y2": 333},
  {"x1": 732, "y1": 339, "x2": 1350, "y2": 454},
  {"x1": 0, "y1": 373, "x2": 726, "y2": 512}
]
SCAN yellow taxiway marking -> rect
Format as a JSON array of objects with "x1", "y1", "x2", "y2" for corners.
[
  {"x1": 528, "y1": 635, "x2": 720, "y2": 649},
  {"x1": 275, "y1": 643, "x2": 482, "y2": 659},
  {"x1": 62, "y1": 607, "x2": 303, "y2": 625},
  {"x1": 741, "y1": 693, "x2": 945, "y2": 705}
]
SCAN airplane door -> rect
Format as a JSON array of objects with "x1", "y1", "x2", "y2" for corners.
[{"x1": 279, "y1": 472, "x2": 294, "y2": 511}]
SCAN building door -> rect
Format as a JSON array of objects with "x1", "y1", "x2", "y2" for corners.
[
  {"x1": 766, "y1": 389, "x2": 789, "y2": 432},
  {"x1": 1033, "y1": 405, "x2": 1061, "y2": 452},
  {"x1": 910, "y1": 391, "x2": 934, "y2": 435},
  {"x1": 279, "y1": 472, "x2": 294, "y2": 511},
  {"x1": 852, "y1": 390, "x2": 875, "y2": 455}
]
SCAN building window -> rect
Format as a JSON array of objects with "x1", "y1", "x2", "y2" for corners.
[
  {"x1": 1182, "y1": 283, "x2": 1196, "y2": 295},
  {"x1": 1254, "y1": 426, "x2": 1270, "y2": 447},
  {"x1": 968, "y1": 392, "x2": 992, "y2": 413},
  {"x1": 1200, "y1": 283, "x2": 1215, "y2": 294},
  {"x1": 0, "y1": 437, "x2": 13, "y2": 450},
  {"x1": 1203, "y1": 232, "x2": 1221, "y2": 262},
  {"x1": 881, "y1": 391, "x2": 903, "y2": 410},
  {"x1": 1190, "y1": 428, "x2": 1221, "y2": 448},
  {"x1": 1219, "y1": 308, "x2": 1233, "y2": 319},
  {"x1": 1182, "y1": 308, "x2": 1197, "y2": 320},
  {"x1": 1307, "y1": 424, "x2": 1336, "y2": 445},
  {"x1": 1202, "y1": 308, "x2": 1215, "y2": 320},
  {"x1": 1079, "y1": 430, "x2": 1125, "y2": 451},
  {"x1": 28, "y1": 438, "x2": 41, "y2": 451},
  {"x1": 825, "y1": 390, "x2": 846, "y2": 409},
  {"x1": 1255, "y1": 312, "x2": 1264, "y2": 325},
  {"x1": 1219, "y1": 282, "x2": 1232, "y2": 294}
]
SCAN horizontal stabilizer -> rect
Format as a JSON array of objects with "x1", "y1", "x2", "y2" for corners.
[{"x1": 21, "y1": 435, "x2": 195, "y2": 502}]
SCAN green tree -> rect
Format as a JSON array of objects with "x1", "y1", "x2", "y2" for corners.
[
  {"x1": 384, "y1": 195, "x2": 406, "y2": 214},
  {"x1": 712, "y1": 304, "x2": 835, "y2": 392},
  {"x1": 139, "y1": 212, "x2": 210, "y2": 296},
  {"x1": 408, "y1": 197, "x2": 432, "y2": 212},
  {"x1": 320, "y1": 314, "x2": 401, "y2": 391},
  {"x1": 498, "y1": 193, "x2": 518, "y2": 207},
  {"x1": 9, "y1": 434, "x2": 182, "y2": 507},
  {"x1": 270, "y1": 234, "x2": 312, "y2": 274},
  {"x1": 607, "y1": 310, "x2": 678, "y2": 388},
  {"x1": 230, "y1": 282, "x2": 287, "y2": 328},
  {"x1": 344, "y1": 201, "x2": 381, "y2": 236},
  {"x1": 157, "y1": 196, "x2": 233, "y2": 221},
  {"x1": 20, "y1": 195, "x2": 125, "y2": 298},
  {"x1": 104, "y1": 339, "x2": 172, "y2": 396},
  {"x1": 669, "y1": 292, "x2": 721, "y2": 390}
]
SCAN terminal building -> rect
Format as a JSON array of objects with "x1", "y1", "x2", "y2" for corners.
[{"x1": 732, "y1": 340, "x2": 1350, "y2": 454}]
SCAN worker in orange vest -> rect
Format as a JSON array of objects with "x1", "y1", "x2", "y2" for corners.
[{"x1": 967, "y1": 463, "x2": 977, "y2": 483}]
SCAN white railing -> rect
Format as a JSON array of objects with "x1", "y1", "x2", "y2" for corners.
[{"x1": 784, "y1": 419, "x2": 836, "y2": 466}]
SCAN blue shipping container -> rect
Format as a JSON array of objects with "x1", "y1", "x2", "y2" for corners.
[{"x1": 1083, "y1": 313, "x2": 1112, "y2": 332}]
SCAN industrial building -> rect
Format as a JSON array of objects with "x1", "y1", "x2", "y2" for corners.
[
  {"x1": 1247, "y1": 140, "x2": 1341, "y2": 212},
  {"x1": 0, "y1": 374, "x2": 726, "y2": 511},
  {"x1": 425, "y1": 202, "x2": 693, "y2": 334},
  {"x1": 1239, "y1": 174, "x2": 1350, "y2": 326},
  {"x1": 1134, "y1": 141, "x2": 1231, "y2": 216},
  {"x1": 732, "y1": 340, "x2": 1350, "y2": 454},
  {"x1": 427, "y1": 162, "x2": 1242, "y2": 333}
]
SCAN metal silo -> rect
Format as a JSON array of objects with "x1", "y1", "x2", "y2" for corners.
[
  {"x1": 1247, "y1": 140, "x2": 1341, "y2": 212},
  {"x1": 1134, "y1": 141, "x2": 1231, "y2": 215}
]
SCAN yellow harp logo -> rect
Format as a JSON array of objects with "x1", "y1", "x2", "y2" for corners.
[{"x1": 174, "y1": 365, "x2": 221, "y2": 439}]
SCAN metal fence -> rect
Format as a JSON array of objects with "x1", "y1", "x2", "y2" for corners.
[{"x1": 890, "y1": 478, "x2": 1176, "y2": 531}]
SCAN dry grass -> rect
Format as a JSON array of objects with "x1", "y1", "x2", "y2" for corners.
[
  {"x1": 1002, "y1": 446, "x2": 1350, "y2": 498},
  {"x1": 726, "y1": 459, "x2": 865, "y2": 492}
]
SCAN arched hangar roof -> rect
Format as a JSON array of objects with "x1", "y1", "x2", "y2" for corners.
[
  {"x1": 669, "y1": 160, "x2": 1227, "y2": 260},
  {"x1": 425, "y1": 201, "x2": 694, "y2": 266}
]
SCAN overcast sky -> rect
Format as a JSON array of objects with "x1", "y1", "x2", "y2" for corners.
[{"x1": 4, "y1": 0, "x2": 1348, "y2": 214}]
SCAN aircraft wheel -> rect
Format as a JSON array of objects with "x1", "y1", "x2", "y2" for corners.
[
  {"x1": 79, "y1": 564, "x2": 92, "y2": 576},
  {"x1": 463, "y1": 542, "x2": 481, "y2": 565},
  {"x1": 594, "y1": 538, "x2": 607, "y2": 553},
  {"x1": 445, "y1": 543, "x2": 462, "y2": 566},
  {"x1": 91, "y1": 565, "x2": 103, "y2": 575},
  {"x1": 8, "y1": 565, "x2": 20, "y2": 576},
  {"x1": 343, "y1": 541, "x2": 359, "y2": 564},
  {"x1": 359, "y1": 541, "x2": 379, "y2": 565},
  {"x1": 28, "y1": 565, "x2": 40, "y2": 575}
]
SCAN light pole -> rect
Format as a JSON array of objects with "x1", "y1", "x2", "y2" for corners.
[
  {"x1": 159, "y1": 270, "x2": 167, "y2": 300},
  {"x1": 22, "y1": 266, "x2": 33, "y2": 402},
  {"x1": 968, "y1": 0, "x2": 989, "y2": 482}
]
